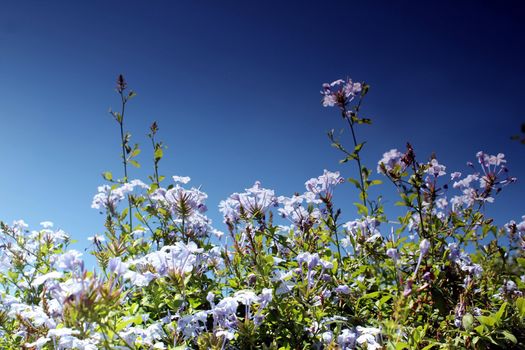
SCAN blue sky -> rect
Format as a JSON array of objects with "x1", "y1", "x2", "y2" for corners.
[{"x1": 0, "y1": 1, "x2": 523, "y2": 261}]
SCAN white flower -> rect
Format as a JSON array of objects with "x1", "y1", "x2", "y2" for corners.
[
  {"x1": 32, "y1": 271, "x2": 63, "y2": 287},
  {"x1": 25, "y1": 337, "x2": 50, "y2": 349},
  {"x1": 48, "y1": 327, "x2": 79, "y2": 337},
  {"x1": 87, "y1": 234, "x2": 105, "y2": 243},
  {"x1": 108, "y1": 257, "x2": 129, "y2": 277},
  {"x1": 173, "y1": 175, "x2": 191, "y2": 184},
  {"x1": 356, "y1": 326, "x2": 381, "y2": 350},
  {"x1": 419, "y1": 239, "x2": 430, "y2": 256},
  {"x1": 54, "y1": 250, "x2": 83, "y2": 271},
  {"x1": 377, "y1": 149, "x2": 403, "y2": 174},
  {"x1": 322, "y1": 331, "x2": 333, "y2": 343},
  {"x1": 40, "y1": 221, "x2": 54, "y2": 229}
]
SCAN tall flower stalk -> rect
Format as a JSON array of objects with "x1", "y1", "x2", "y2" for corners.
[
  {"x1": 110, "y1": 74, "x2": 138, "y2": 231},
  {"x1": 148, "y1": 121, "x2": 163, "y2": 187},
  {"x1": 322, "y1": 78, "x2": 374, "y2": 215},
  {"x1": 342, "y1": 102, "x2": 367, "y2": 210}
]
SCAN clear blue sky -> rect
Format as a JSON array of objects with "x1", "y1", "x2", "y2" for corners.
[{"x1": 0, "y1": 1, "x2": 523, "y2": 260}]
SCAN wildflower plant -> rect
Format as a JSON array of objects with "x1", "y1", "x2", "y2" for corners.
[{"x1": 0, "y1": 74, "x2": 524, "y2": 350}]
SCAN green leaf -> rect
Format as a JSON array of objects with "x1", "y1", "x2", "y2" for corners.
[
  {"x1": 331, "y1": 142, "x2": 343, "y2": 151},
  {"x1": 129, "y1": 159, "x2": 141, "y2": 168},
  {"x1": 356, "y1": 117, "x2": 372, "y2": 124},
  {"x1": 361, "y1": 166, "x2": 371, "y2": 179},
  {"x1": 131, "y1": 314, "x2": 143, "y2": 326},
  {"x1": 395, "y1": 342, "x2": 410, "y2": 350},
  {"x1": 474, "y1": 325, "x2": 485, "y2": 335},
  {"x1": 462, "y1": 313, "x2": 474, "y2": 330},
  {"x1": 516, "y1": 297, "x2": 525, "y2": 317},
  {"x1": 501, "y1": 330, "x2": 517, "y2": 344},
  {"x1": 360, "y1": 291, "x2": 380, "y2": 299},
  {"x1": 377, "y1": 295, "x2": 392, "y2": 307},
  {"x1": 354, "y1": 202, "x2": 368, "y2": 216},
  {"x1": 477, "y1": 315, "x2": 496, "y2": 327},
  {"x1": 102, "y1": 171, "x2": 113, "y2": 181},
  {"x1": 154, "y1": 147, "x2": 163, "y2": 161},
  {"x1": 340, "y1": 154, "x2": 357, "y2": 163},
  {"x1": 354, "y1": 142, "x2": 366, "y2": 153},
  {"x1": 494, "y1": 302, "x2": 507, "y2": 323},
  {"x1": 131, "y1": 148, "x2": 141, "y2": 158},
  {"x1": 115, "y1": 318, "x2": 133, "y2": 332},
  {"x1": 348, "y1": 178, "x2": 361, "y2": 189}
]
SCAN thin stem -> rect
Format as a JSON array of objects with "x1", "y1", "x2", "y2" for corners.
[
  {"x1": 119, "y1": 95, "x2": 128, "y2": 181},
  {"x1": 130, "y1": 200, "x2": 158, "y2": 247},
  {"x1": 411, "y1": 162, "x2": 427, "y2": 239},
  {"x1": 118, "y1": 92, "x2": 133, "y2": 231},
  {"x1": 326, "y1": 201, "x2": 343, "y2": 279},
  {"x1": 343, "y1": 109, "x2": 368, "y2": 211}
]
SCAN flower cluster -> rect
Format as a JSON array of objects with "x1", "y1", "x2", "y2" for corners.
[
  {"x1": 377, "y1": 148, "x2": 404, "y2": 175},
  {"x1": 321, "y1": 78, "x2": 362, "y2": 109},
  {"x1": 219, "y1": 181, "x2": 278, "y2": 224}
]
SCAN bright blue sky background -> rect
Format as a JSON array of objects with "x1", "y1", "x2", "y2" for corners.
[{"x1": 0, "y1": 1, "x2": 523, "y2": 262}]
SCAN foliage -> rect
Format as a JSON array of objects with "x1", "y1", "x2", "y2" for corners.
[{"x1": 0, "y1": 75, "x2": 524, "y2": 350}]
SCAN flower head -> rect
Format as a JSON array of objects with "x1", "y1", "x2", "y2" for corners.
[{"x1": 321, "y1": 78, "x2": 362, "y2": 108}]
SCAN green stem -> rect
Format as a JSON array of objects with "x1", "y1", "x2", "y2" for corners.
[
  {"x1": 411, "y1": 162, "x2": 427, "y2": 239},
  {"x1": 327, "y1": 203, "x2": 344, "y2": 278},
  {"x1": 343, "y1": 109, "x2": 368, "y2": 211},
  {"x1": 118, "y1": 92, "x2": 133, "y2": 232}
]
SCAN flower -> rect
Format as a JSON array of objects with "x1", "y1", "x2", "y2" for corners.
[
  {"x1": 322, "y1": 331, "x2": 333, "y2": 344},
  {"x1": 377, "y1": 149, "x2": 404, "y2": 174},
  {"x1": 426, "y1": 158, "x2": 446, "y2": 177},
  {"x1": 116, "y1": 74, "x2": 127, "y2": 93},
  {"x1": 25, "y1": 337, "x2": 50, "y2": 349},
  {"x1": 54, "y1": 250, "x2": 83, "y2": 271},
  {"x1": 278, "y1": 194, "x2": 321, "y2": 231},
  {"x1": 386, "y1": 248, "x2": 399, "y2": 261},
  {"x1": 356, "y1": 326, "x2": 381, "y2": 350},
  {"x1": 40, "y1": 221, "x2": 54, "y2": 229},
  {"x1": 32, "y1": 271, "x2": 63, "y2": 287},
  {"x1": 419, "y1": 239, "x2": 430, "y2": 257},
  {"x1": 321, "y1": 78, "x2": 362, "y2": 108},
  {"x1": 335, "y1": 285, "x2": 351, "y2": 294},
  {"x1": 91, "y1": 180, "x2": 147, "y2": 211},
  {"x1": 296, "y1": 252, "x2": 320, "y2": 269},
  {"x1": 337, "y1": 328, "x2": 357, "y2": 349},
  {"x1": 305, "y1": 170, "x2": 344, "y2": 202},
  {"x1": 219, "y1": 181, "x2": 277, "y2": 223},
  {"x1": 108, "y1": 257, "x2": 129, "y2": 277},
  {"x1": 172, "y1": 175, "x2": 191, "y2": 184},
  {"x1": 451, "y1": 172, "x2": 462, "y2": 180},
  {"x1": 448, "y1": 243, "x2": 483, "y2": 278},
  {"x1": 344, "y1": 216, "x2": 381, "y2": 243}
]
